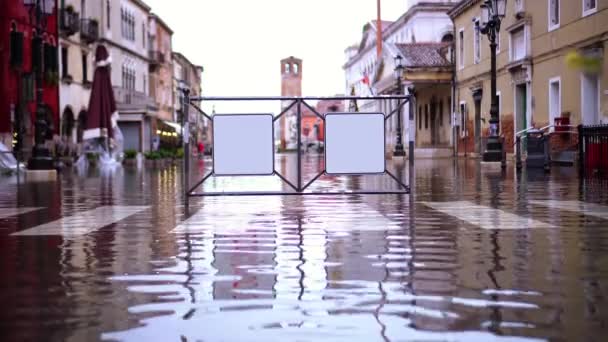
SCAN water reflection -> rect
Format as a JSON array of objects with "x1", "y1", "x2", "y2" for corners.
[{"x1": 0, "y1": 159, "x2": 607, "y2": 341}]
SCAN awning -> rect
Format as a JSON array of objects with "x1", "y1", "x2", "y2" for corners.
[
  {"x1": 157, "y1": 120, "x2": 181, "y2": 139},
  {"x1": 165, "y1": 121, "x2": 182, "y2": 133}
]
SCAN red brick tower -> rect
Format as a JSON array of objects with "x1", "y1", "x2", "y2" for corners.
[{"x1": 280, "y1": 56, "x2": 302, "y2": 149}]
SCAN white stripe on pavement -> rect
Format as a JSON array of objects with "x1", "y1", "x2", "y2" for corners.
[
  {"x1": 11, "y1": 206, "x2": 149, "y2": 237},
  {"x1": 0, "y1": 207, "x2": 43, "y2": 220},
  {"x1": 530, "y1": 200, "x2": 608, "y2": 220},
  {"x1": 421, "y1": 201, "x2": 556, "y2": 230}
]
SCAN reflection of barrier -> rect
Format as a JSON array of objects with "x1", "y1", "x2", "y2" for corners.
[{"x1": 182, "y1": 95, "x2": 411, "y2": 197}]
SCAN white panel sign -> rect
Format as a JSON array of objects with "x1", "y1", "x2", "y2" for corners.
[
  {"x1": 325, "y1": 113, "x2": 385, "y2": 174},
  {"x1": 213, "y1": 114, "x2": 274, "y2": 176}
]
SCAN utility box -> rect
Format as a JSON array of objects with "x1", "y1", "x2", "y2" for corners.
[{"x1": 526, "y1": 129, "x2": 550, "y2": 170}]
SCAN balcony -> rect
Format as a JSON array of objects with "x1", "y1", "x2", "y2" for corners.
[
  {"x1": 149, "y1": 50, "x2": 165, "y2": 66},
  {"x1": 114, "y1": 87, "x2": 158, "y2": 113},
  {"x1": 80, "y1": 19, "x2": 99, "y2": 44},
  {"x1": 60, "y1": 8, "x2": 80, "y2": 36}
]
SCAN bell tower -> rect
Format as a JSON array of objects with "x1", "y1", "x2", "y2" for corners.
[{"x1": 280, "y1": 56, "x2": 302, "y2": 149}]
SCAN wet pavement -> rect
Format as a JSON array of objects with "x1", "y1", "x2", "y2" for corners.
[{"x1": 1, "y1": 155, "x2": 608, "y2": 341}]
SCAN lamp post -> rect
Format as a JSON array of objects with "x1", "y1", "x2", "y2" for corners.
[
  {"x1": 393, "y1": 55, "x2": 406, "y2": 157},
  {"x1": 25, "y1": 0, "x2": 55, "y2": 170},
  {"x1": 479, "y1": 0, "x2": 506, "y2": 164}
]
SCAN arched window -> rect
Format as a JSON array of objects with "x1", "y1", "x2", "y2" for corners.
[
  {"x1": 284, "y1": 63, "x2": 290, "y2": 74},
  {"x1": 81, "y1": 0, "x2": 86, "y2": 19},
  {"x1": 441, "y1": 33, "x2": 454, "y2": 43},
  {"x1": 77, "y1": 110, "x2": 87, "y2": 143},
  {"x1": 61, "y1": 107, "x2": 75, "y2": 139},
  {"x1": 293, "y1": 63, "x2": 298, "y2": 74},
  {"x1": 106, "y1": 0, "x2": 111, "y2": 28}
]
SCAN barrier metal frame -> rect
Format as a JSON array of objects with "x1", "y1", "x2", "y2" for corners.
[{"x1": 182, "y1": 93, "x2": 411, "y2": 197}]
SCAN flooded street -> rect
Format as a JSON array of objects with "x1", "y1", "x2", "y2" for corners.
[{"x1": 1, "y1": 156, "x2": 607, "y2": 341}]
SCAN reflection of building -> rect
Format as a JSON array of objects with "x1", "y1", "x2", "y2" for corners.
[
  {"x1": 449, "y1": 0, "x2": 608, "y2": 156},
  {"x1": 58, "y1": 0, "x2": 100, "y2": 148},
  {"x1": 1, "y1": 0, "x2": 60, "y2": 156},
  {"x1": 172, "y1": 52, "x2": 204, "y2": 147},
  {"x1": 102, "y1": 0, "x2": 157, "y2": 153},
  {"x1": 343, "y1": 1, "x2": 458, "y2": 157}
]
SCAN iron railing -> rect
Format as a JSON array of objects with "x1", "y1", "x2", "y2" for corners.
[
  {"x1": 148, "y1": 50, "x2": 165, "y2": 65},
  {"x1": 60, "y1": 8, "x2": 79, "y2": 36},
  {"x1": 579, "y1": 124, "x2": 608, "y2": 176},
  {"x1": 80, "y1": 19, "x2": 99, "y2": 44}
]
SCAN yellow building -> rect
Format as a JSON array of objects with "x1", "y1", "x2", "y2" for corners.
[{"x1": 449, "y1": 0, "x2": 608, "y2": 156}]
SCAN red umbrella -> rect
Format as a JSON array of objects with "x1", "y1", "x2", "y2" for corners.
[{"x1": 83, "y1": 45, "x2": 117, "y2": 143}]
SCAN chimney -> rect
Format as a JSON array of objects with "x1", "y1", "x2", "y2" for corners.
[{"x1": 376, "y1": 0, "x2": 382, "y2": 58}]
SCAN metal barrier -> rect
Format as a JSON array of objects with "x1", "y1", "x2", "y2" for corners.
[
  {"x1": 579, "y1": 124, "x2": 608, "y2": 176},
  {"x1": 515, "y1": 124, "x2": 578, "y2": 171},
  {"x1": 181, "y1": 92, "x2": 412, "y2": 198}
]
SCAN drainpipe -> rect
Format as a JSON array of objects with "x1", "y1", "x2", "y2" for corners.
[{"x1": 450, "y1": 25, "x2": 458, "y2": 158}]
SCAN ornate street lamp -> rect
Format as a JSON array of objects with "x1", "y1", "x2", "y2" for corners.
[
  {"x1": 479, "y1": 0, "x2": 506, "y2": 164},
  {"x1": 393, "y1": 55, "x2": 406, "y2": 157},
  {"x1": 25, "y1": 0, "x2": 56, "y2": 170}
]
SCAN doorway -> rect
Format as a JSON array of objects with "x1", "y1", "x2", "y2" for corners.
[
  {"x1": 472, "y1": 89, "x2": 482, "y2": 154},
  {"x1": 581, "y1": 73, "x2": 600, "y2": 125},
  {"x1": 515, "y1": 83, "x2": 528, "y2": 150},
  {"x1": 430, "y1": 98, "x2": 438, "y2": 145}
]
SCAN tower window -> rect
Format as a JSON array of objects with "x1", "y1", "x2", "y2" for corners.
[{"x1": 284, "y1": 63, "x2": 290, "y2": 73}]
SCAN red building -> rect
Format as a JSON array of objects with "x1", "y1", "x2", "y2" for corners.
[{"x1": 0, "y1": 0, "x2": 59, "y2": 154}]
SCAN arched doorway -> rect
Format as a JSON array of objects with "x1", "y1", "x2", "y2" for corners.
[
  {"x1": 77, "y1": 110, "x2": 87, "y2": 143},
  {"x1": 61, "y1": 107, "x2": 75, "y2": 142}
]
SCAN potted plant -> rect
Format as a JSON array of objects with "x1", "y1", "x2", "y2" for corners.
[
  {"x1": 144, "y1": 151, "x2": 161, "y2": 168},
  {"x1": 122, "y1": 149, "x2": 137, "y2": 167}
]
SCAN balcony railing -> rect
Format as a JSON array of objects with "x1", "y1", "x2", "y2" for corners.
[
  {"x1": 148, "y1": 50, "x2": 165, "y2": 65},
  {"x1": 60, "y1": 9, "x2": 80, "y2": 36},
  {"x1": 114, "y1": 87, "x2": 158, "y2": 112},
  {"x1": 80, "y1": 19, "x2": 99, "y2": 44}
]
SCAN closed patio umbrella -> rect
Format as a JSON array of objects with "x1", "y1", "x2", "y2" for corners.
[{"x1": 83, "y1": 44, "x2": 119, "y2": 150}]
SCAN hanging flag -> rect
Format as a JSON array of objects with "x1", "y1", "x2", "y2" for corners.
[{"x1": 361, "y1": 73, "x2": 370, "y2": 85}]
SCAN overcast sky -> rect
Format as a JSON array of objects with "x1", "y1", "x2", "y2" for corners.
[{"x1": 144, "y1": 0, "x2": 407, "y2": 114}]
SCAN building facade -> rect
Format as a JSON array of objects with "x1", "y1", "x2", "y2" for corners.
[
  {"x1": 172, "y1": 52, "x2": 204, "y2": 150},
  {"x1": 1, "y1": 0, "x2": 60, "y2": 156},
  {"x1": 101, "y1": 0, "x2": 157, "y2": 153},
  {"x1": 57, "y1": 0, "x2": 99, "y2": 151},
  {"x1": 450, "y1": 0, "x2": 608, "y2": 156},
  {"x1": 147, "y1": 13, "x2": 176, "y2": 150},
  {"x1": 344, "y1": 1, "x2": 458, "y2": 157}
]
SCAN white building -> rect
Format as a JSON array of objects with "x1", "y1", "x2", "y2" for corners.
[
  {"x1": 101, "y1": 0, "x2": 157, "y2": 152},
  {"x1": 344, "y1": 0, "x2": 458, "y2": 157}
]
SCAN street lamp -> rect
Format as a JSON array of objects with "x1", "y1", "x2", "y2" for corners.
[
  {"x1": 25, "y1": 0, "x2": 55, "y2": 170},
  {"x1": 393, "y1": 55, "x2": 405, "y2": 157},
  {"x1": 479, "y1": 0, "x2": 506, "y2": 164}
]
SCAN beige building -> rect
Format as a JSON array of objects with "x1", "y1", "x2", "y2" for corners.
[
  {"x1": 58, "y1": 0, "x2": 100, "y2": 148},
  {"x1": 450, "y1": 0, "x2": 608, "y2": 156},
  {"x1": 172, "y1": 52, "x2": 205, "y2": 148}
]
